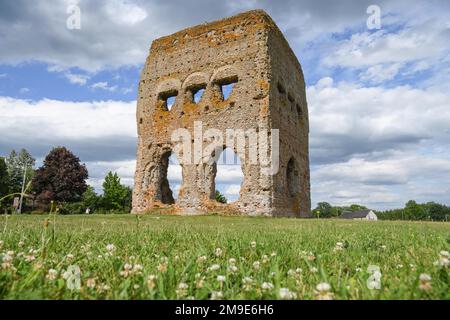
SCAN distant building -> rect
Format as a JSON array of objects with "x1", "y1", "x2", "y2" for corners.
[{"x1": 340, "y1": 210, "x2": 378, "y2": 221}]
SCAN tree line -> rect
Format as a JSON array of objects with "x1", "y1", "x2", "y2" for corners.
[
  {"x1": 0, "y1": 147, "x2": 132, "y2": 214},
  {"x1": 313, "y1": 201, "x2": 449, "y2": 222}
]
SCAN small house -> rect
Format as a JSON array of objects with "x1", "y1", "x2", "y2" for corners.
[{"x1": 339, "y1": 210, "x2": 378, "y2": 221}]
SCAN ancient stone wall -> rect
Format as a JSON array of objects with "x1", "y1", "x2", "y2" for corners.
[{"x1": 132, "y1": 10, "x2": 311, "y2": 217}]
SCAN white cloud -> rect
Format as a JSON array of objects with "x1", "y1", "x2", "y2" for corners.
[
  {"x1": 105, "y1": 0, "x2": 148, "y2": 25},
  {"x1": 359, "y1": 63, "x2": 403, "y2": 84},
  {"x1": 308, "y1": 77, "x2": 450, "y2": 208},
  {"x1": 19, "y1": 88, "x2": 30, "y2": 94},
  {"x1": 91, "y1": 81, "x2": 117, "y2": 92},
  {"x1": 64, "y1": 71, "x2": 90, "y2": 85}
]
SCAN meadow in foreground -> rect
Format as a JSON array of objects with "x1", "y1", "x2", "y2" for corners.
[{"x1": 0, "y1": 214, "x2": 448, "y2": 300}]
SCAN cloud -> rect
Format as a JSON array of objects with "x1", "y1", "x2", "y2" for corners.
[
  {"x1": 0, "y1": 96, "x2": 136, "y2": 162},
  {"x1": 63, "y1": 71, "x2": 90, "y2": 85},
  {"x1": 308, "y1": 77, "x2": 450, "y2": 208},
  {"x1": 307, "y1": 78, "x2": 450, "y2": 164},
  {"x1": 91, "y1": 81, "x2": 117, "y2": 92}
]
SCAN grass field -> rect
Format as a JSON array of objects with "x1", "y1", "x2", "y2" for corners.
[{"x1": 0, "y1": 214, "x2": 448, "y2": 300}]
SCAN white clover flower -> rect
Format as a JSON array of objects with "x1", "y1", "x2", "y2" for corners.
[
  {"x1": 63, "y1": 265, "x2": 81, "y2": 290},
  {"x1": 333, "y1": 242, "x2": 345, "y2": 252},
  {"x1": 196, "y1": 277, "x2": 205, "y2": 289},
  {"x1": 261, "y1": 282, "x2": 274, "y2": 290},
  {"x1": 86, "y1": 278, "x2": 96, "y2": 289},
  {"x1": 157, "y1": 262, "x2": 168, "y2": 273},
  {"x1": 209, "y1": 264, "x2": 220, "y2": 272},
  {"x1": 287, "y1": 269, "x2": 295, "y2": 276},
  {"x1": 217, "y1": 275, "x2": 226, "y2": 283},
  {"x1": 215, "y1": 248, "x2": 223, "y2": 257},
  {"x1": 242, "y1": 276, "x2": 254, "y2": 291},
  {"x1": 262, "y1": 255, "x2": 269, "y2": 264},
  {"x1": 120, "y1": 263, "x2": 133, "y2": 277},
  {"x1": 418, "y1": 273, "x2": 432, "y2": 291},
  {"x1": 46, "y1": 269, "x2": 58, "y2": 281},
  {"x1": 310, "y1": 267, "x2": 318, "y2": 273},
  {"x1": 133, "y1": 284, "x2": 140, "y2": 290},
  {"x1": 253, "y1": 261, "x2": 260, "y2": 270},
  {"x1": 314, "y1": 282, "x2": 333, "y2": 300},
  {"x1": 228, "y1": 265, "x2": 238, "y2": 273},
  {"x1": 197, "y1": 255, "x2": 207, "y2": 264},
  {"x1": 228, "y1": 258, "x2": 236, "y2": 265},
  {"x1": 271, "y1": 251, "x2": 277, "y2": 257},
  {"x1": 435, "y1": 250, "x2": 449, "y2": 267},
  {"x1": 250, "y1": 241, "x2": 257, "y2": 248},
  {"x1": 147, "y1": 274, "x2": 157, "y2": 289},
  {"x1": 18, "y1": 241, "x2": 25, "y2": 248},
  {"x1": 279, "y1": 288, "x2": 297, "y2": 300},
  {"x1": 65, "y1": 254, "x2": 74, "y2": 261},
  {"x1": 133, "y1": 264, "x2": 144, "y2": 275},
  {"x1": 1, "y1": 253, "x2": 14, "y2": 269},
  {"x1": 211, "y1": 291, "x2": 223, "y2": 300},
  {"x1": 307, "y1": 252, "x2": 316, "y2": 261},
  {"x1": 25, "y1": 249, "x2": 37, "y2": 262},
  {"x1": 106, "y1": 244, "x2": 116, "y2": 256},
  {"x1": 176, "y1": 282, "x2": 189, "y2": 297}
]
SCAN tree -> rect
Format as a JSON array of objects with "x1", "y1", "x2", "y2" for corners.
[
  {"x1": 347, "y1": 204, "x2": 368, "y2": 212},
  {"x1": 82, "y1": 186, "x2": 100, "y2": 211},
  {"x1": 32, "y1": 147, "x2": 88, "y2": 203},
  {"x1": 215, "y1": 190, "x2": 227, "y2": 204},
  {"x1": 0, "y1": 157, "x2": 9, "y2": 197},
  {"x1": 102, "y1": 172, "x2": 132, "y2": 211},
  {"x1": 314, "y1": 202, "x2": 333, "y2": 218},
  {"x1": 5, "y1": 149, "x2": 35, "y2": 194}
]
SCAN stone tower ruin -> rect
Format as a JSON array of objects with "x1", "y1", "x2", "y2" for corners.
[{"x1": 132, "y1": 10, "x2": 311, "y2": 217}]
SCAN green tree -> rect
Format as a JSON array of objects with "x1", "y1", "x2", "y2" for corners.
[
  {"x1": 32, "y1": 147, "x2": 88, "y2": 203},
  {"x1": 215, "y1": 190, "x2": 227, "y2": 204},
  {"x1": 314, "y1": 202, "x2": 333, "y2": 218},
  {"x1": 102, "y1": 172, "x2": 132, "y2": 211},
  {"x1": 0, "y1": 157, "x2": 9, "y2": 197},
  {"x1": 82, "y1": 186, "x2": 100, "y2": 212},
  {"x1": 347, "y1": 204, "x2": 368, "y2": 212},
  {"x1": 404, "y1": 200, "x2": 426, "y2": 220},
  {"x1": 5, "y1": 149, "x2": 35, "y2": 194}
]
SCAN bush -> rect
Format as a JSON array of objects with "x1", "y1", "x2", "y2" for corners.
[{"x1": 58, "y1": 202, "x2": 86, "y2": 215}]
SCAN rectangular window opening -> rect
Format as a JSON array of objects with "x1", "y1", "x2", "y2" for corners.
[
  {"x1": 159, "y1": 90, "x2": 178, "y2": 111},
  {"x1": 217, "y1": 76, "x2": 238, "y2": 101}
]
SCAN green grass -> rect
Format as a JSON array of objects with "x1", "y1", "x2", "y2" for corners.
[{"x1": 0, "y1": 214, "x2": 448, "y2": 300}]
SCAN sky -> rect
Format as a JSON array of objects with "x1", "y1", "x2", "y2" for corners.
[{"x1": 0, "y1": 0, "x2": 449, "y2": 209}]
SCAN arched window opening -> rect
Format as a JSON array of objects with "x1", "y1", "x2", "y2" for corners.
[
  {"x1": 158, "y1": 152, "x2": 182, "y2": 204},
  {"x1": 213, "y1": 148, "x2": 244, "y2": 203},
  {"x1": 286, "y1": 157, "x2": 300, "y2": 197},
  {"x1": 167, "y1": 153, "x2": 183, "y2": 201}
]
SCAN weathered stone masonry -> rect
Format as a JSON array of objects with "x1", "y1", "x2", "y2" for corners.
[{"x1": 132, "y1": 10, "x2": 311, "y2": 217}]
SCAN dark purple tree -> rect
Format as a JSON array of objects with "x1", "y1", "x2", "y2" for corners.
[{"x1": 33, "y1": 147, "x2": 88, "y2": 203}]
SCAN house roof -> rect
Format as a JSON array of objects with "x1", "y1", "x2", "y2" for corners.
[{"x1": 339, "y1": 210, "x2": 373, "y2": 219}]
